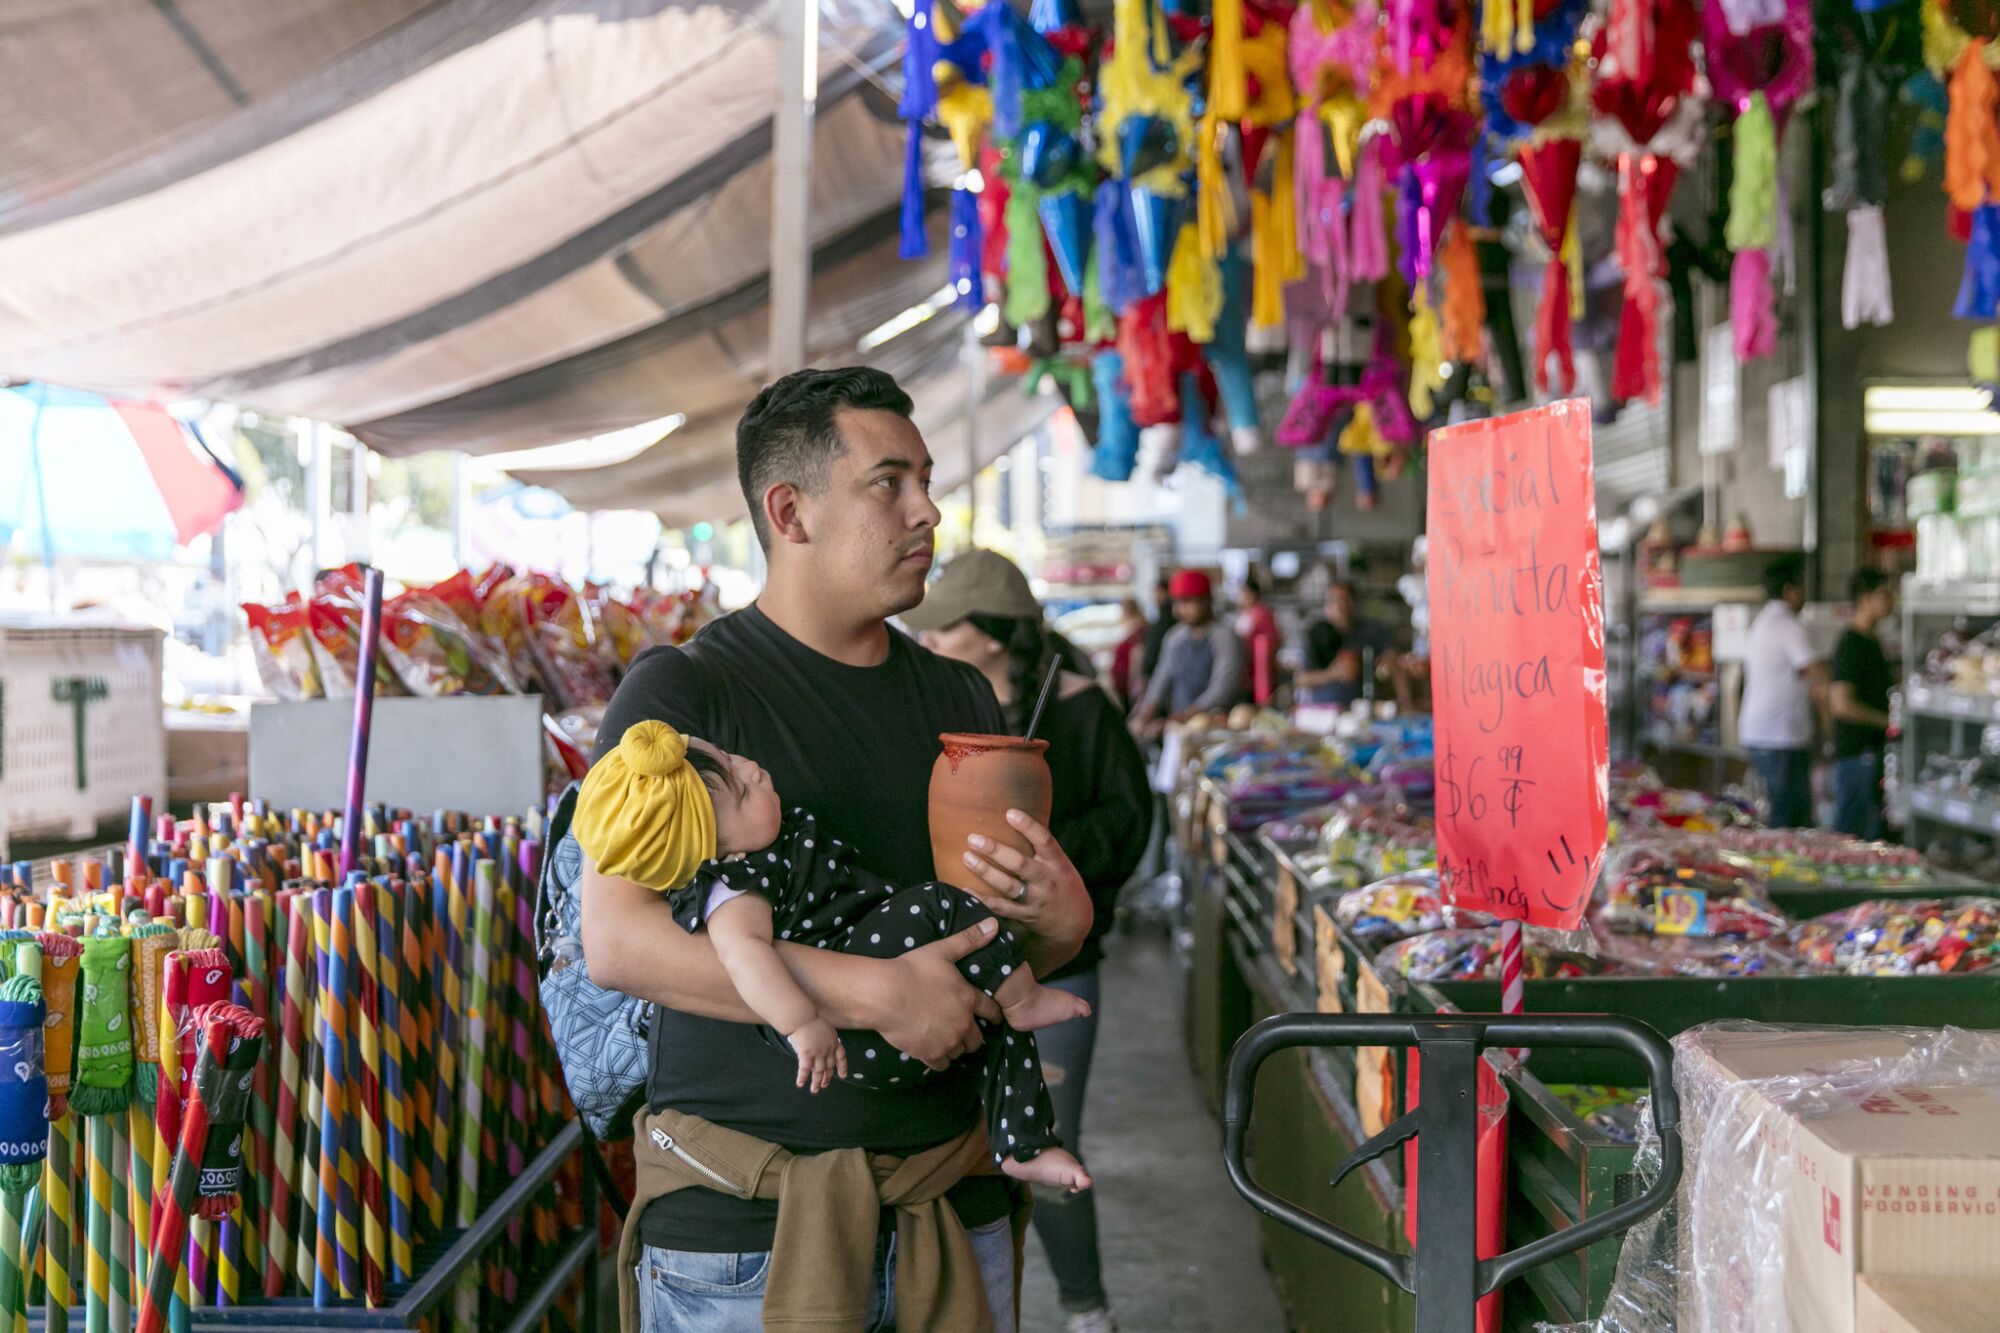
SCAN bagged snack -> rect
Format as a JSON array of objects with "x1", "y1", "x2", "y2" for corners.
[
  {"x1": 241, "y1": 595, "x2": 321, "y2": 700},
  {"x1": 304, "y1": 566, "x2": 405, "y2": 701},
  {"x1": 381, "y1": 588, "x2": 522, "y2": 697}
]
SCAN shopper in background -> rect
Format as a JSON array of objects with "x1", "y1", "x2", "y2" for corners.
[
  {"x1": 1139, "y1": 572, "x2": 1176, "y2": 684},
  {"x1": 580, "y1": 368, "x2": 1093, "y2": 1332},
  {"x1": 1829, "y1": 568, "x2": 1898, "y2": 840},
  {"x1": 906, "y1": 549, "x2": 1152, "y2": 1333},
  {"x1": 1295, "y1": 578, "x2": 1392, "y2": 707},
  {"x1": 1130, "y1": 569, "x2": 1248, "y2": 735},
  {"x1": 1109, "y1": 597, "x2": 1149, "y2": 710},
  {"x1": 1740, "y1": 555, "x2": 1826, "y2": 827},
  {"x1": 1235, "y1": 574, "x2": 1282, "y2": 707}
]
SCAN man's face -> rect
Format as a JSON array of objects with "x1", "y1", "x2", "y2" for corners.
[
  {"x1": 1174, "y1": 596, "x2": 1210, "y2": 626},
  {"x1": 1326, "y1": 586, "x2": 1355, "y2": 627},
  {"x1": 1783, "y1": 583, "x2": 1806, "y2": 613},
  {"x1": 1866, "y1": 585, "x2": 1898, "y2": 623},
  {"x1": 791, "y1": 409, "x2": 938, "y2": 619}
]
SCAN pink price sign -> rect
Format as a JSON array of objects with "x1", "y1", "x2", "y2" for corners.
[{"x1": 1425, "y1": 399, "x2": 1608, "y2": 931}]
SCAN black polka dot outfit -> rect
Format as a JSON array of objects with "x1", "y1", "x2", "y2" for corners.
[{"x1": 668, "y1": 809, "x2": 1061, "y2": 1164}]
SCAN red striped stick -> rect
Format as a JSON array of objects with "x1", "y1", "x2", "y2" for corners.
[{"x1": 136, "y1": 1004, "x2": 265, "y2": 1333}]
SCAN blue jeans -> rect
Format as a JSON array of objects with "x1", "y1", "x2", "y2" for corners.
[
  {"x1": 1832, "y1": 751, "x2": 1884, "y2": 840},
  {"x1": 1029, "y1": 970, "x2": 1107, "y2": 1314},
  {"x1": 634, "y1": 1214, "x2": 1017, "y2": 1332},
  {"x1": 1748, "y1": 747, "x2": 1813, "y2": 828}
]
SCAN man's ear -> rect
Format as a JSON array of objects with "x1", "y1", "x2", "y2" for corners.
[{"x1": 764, "y1": 483, "x2": 810, "y2": 546}]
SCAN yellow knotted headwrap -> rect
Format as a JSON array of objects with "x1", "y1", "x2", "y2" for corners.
[{"x1": 574, "y1": 720, "x2": 719, "y2": 891}]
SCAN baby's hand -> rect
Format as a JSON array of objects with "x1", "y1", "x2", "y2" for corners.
[{"x1": 786, "y1": 1018, "x2": 847, "y2": 1094}]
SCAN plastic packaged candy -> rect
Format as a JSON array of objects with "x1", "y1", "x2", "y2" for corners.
[
  {"x1": 1711, "y1": 826, "x2": 1935, "y2": 886},
  {"x1": 1317, "y1": 795, "x2": 1438, "y2": 879},
  {"x1": 1547, "y1": 1084, "x2": 1649, "y2": 1144},
  {"x1": 1257, "y1": 807, "x2": 1337, "y2": 849},
  {"x1": 1375, "y1": 928, "x2": 1612, "y2": 983},
  {"x1": 1334, "y1": 871, "x2": 1489, "y2": 944},
  {"x1": 1614, "y1": 785, "x2": 1759, "y2": 834},
  {"x1": 241, "y1": 595, "x2": 322, "y2": 701},
  {"x1": 1595, "y1": 838, "x2": 1788, "y2": 941},
  {"x1": 1788, "y1": 896, "x2": 2000, "y2": 975},
  {"x1": 1595, "y1": 931, "x2": 1810, "y2": 978}
]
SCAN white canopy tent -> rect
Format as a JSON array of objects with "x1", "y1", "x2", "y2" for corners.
[{"x1": 0, "y1": 0, "x2": 1028, "y2": 516}]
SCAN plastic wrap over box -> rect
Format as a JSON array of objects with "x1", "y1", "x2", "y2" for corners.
[{"x1": 1549, "y1": 1022, "x2": 2000, "y2": 1333}]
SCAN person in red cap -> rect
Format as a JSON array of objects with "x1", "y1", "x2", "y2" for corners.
[{"x1": 1130, "y1": 569, "x2": 1247, "y2": 736}]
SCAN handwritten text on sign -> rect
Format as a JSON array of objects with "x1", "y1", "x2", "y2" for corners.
[{"x1": 1426, "y1": 400, "x2": 1608, "y2": 930}]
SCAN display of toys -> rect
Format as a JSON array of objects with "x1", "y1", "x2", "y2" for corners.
[
  {"x1": 1595, "y1": 841, "x2": 1788, "y2": 941},
  {"x1": 1333, "y1": 872, "x2": 1490, "y2": 945},
  {"x1": 1788, "y1": 897, "x2": 2000, "y2": 975},
  {"x1": 1711, "y1": 827, "x2": 1935, "y2": 887},
  {"x1": 1374, "y1": 929, "x2": 1612, "y2": 984}
]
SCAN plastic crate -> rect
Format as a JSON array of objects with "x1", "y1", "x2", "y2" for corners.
[{"x1": 0, "y1": 621, "x2": 166, "y2": 850}]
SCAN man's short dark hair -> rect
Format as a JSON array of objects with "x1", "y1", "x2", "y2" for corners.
[
  {"x1": 736, "y1": 367, "x2": 915, "y2": 549},
  {"x1": 1851, "y1": 567, "x2": 1892, "y2": 602},
  {"x1": 1763, "y1": 554, "x2": 1806, "y2": 602}
]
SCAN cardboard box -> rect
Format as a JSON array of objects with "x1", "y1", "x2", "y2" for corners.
[
  {"x1": 1856, "y1": 1276, "x2": 2000, "y2": 1333},
  {"x1": 1785, "y1": 1083, "x2": 2000, "y2": 1331},
  {"x1": 1678, "y1": 1026, "x2": 2000, "y2": 1333}
]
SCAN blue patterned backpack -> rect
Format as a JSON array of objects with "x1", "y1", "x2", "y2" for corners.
[{"x1": 534, "y1": 781, "x2": 650, "y2": 1139}]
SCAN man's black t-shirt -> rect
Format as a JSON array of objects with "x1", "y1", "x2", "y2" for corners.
[
  {"x1": 590, "y1": 604, "x2": 1009, "y2": 1253},
  {"x1": 1831, "y1": 626, "x2": 1892, "y2": 758}
]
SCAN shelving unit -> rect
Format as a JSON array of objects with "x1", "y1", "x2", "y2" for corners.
[
  {"x1": 1898, "y1": 577, "x2": 2000, "y2": 845},
  {"x1": 1634, "y1": 588, "x2": 1757, "y2": 790}
]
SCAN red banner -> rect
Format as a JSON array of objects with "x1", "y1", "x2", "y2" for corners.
[{"x1": 1425, "y1": 399, "x2": 1608, "y2": 930}]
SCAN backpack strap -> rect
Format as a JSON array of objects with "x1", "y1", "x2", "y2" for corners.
[{"x1": 533, "y1": 780, "x2": 584, "y2": 975}]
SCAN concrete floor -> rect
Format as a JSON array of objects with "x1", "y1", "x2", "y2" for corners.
[{"x1": 1019, "y1": 931, "x2": 1288, "y2": 1333}]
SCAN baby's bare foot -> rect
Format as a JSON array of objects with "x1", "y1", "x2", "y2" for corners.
[
  {"x1": 1001, "y1": 1147, "x2": 1091, "y2": 1192},
  {"x1": 994, "y1": 973, "x2": 1091, "y2": 1031}
]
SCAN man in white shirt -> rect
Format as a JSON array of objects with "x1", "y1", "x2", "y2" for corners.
[{"x1": 1738, "y1": 555, "x2": 1826, "y2": 827}]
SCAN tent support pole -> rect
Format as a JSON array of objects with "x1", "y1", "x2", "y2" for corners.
[
  {"x1": 769, "y1": 0, "x2": 819, "y2": 378},
  {"x1": 963, "y1": 320, "x2": 984, "y2": 541}
]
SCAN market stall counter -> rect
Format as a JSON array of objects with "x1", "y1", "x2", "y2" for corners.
[{"x1": 1169, "y1": 725, "x2": 2000, "y2": 1332}]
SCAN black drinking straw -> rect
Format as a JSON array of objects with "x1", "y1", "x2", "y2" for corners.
[{"x1": 1024, "y1": 657, "x2": 1063, "y2": 743}]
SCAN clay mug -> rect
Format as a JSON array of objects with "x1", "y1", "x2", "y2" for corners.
[{"x1": 929, "y1": 733, "x2": 1052, "y2": 895}]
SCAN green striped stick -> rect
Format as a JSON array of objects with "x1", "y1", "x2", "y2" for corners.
[{"x1": 454, "y1": 860, "x2": 494, "y2": 1332}]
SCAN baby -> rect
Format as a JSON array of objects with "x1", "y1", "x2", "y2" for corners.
[{"x1": 575, "y1": 720, "x2": 1092, "y2": 1191}]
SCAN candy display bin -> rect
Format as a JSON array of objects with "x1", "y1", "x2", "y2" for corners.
[{"x1": 0, "y1": 620, "x2": 166, "y2": 855}]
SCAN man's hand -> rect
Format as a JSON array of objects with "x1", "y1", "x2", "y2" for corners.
[
  {"x1": 959, "y1": 809, "x2": 1092, "y2": 976},
  {"x1": 786, "y1": 1018, "x2": 847, "y2": 1094},
  {"x1": 873, "y1": 919, "x2": 1005, "y2": 1071}
]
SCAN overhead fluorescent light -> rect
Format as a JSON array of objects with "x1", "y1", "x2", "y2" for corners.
[
  {"x1": 1864, "y1": 384, "x2": 2000, "y2": 436},
  {"x1": 856, "y1": 283, "x2": 957, "y2": 352},
  {"x1": 480, "y1": 414, "x2": 685, "y2": 473},
  {"x1": 1865, "y1": 384, "x2": 1993, "y2": 413}
]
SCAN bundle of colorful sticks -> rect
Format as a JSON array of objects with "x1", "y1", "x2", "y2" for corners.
[{"x1": 1, "y1": 792, "x2": 582, "y2": 1331}]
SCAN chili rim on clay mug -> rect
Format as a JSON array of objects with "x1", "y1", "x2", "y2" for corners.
[{"x1": 929, "y1": 733, "x2": 1053, "y2": 896}]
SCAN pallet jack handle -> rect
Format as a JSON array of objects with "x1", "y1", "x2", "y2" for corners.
[{"x1": 1222, "y1": 1013, "x2": 1681, "y2": 1333}]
